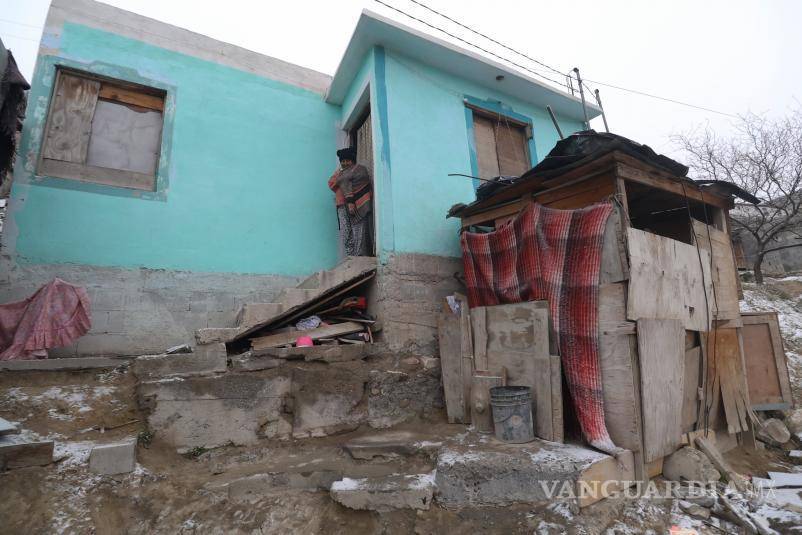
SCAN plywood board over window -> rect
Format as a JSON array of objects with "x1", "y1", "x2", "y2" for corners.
[
  {"x1": 470, "y1": 107, "x2": 531, "y2": 179},
  {"x1": 38, "y1": 69, "x2": 166, "y2": 191}
]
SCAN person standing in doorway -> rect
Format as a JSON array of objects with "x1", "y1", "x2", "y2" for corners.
[{"x1": 329, "y1": 147, "x2": 372, "y2": 257}]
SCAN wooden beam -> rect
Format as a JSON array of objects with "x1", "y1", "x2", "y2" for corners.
[
  {"x1": 615, "y1": 161, "x2": 732, "y2": 210},
  {"x1": 251, "y1": 322, "x2": 363, "y2": 350},
  {"x1": 99, "y1": 83, "x2": 164, "y2": 111}
]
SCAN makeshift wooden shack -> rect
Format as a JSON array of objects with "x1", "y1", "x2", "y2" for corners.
[{"x1": 444, "y1": 132, "x2": 794, "y2": 482}]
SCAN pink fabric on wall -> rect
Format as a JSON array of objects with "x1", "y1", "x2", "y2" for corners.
[{"x1": 0, "y1": 279, "x2": 92, "y2": 360}]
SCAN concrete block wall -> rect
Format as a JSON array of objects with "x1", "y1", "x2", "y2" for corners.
[
  {"x1": 372, "y1": 252, "x2": 464, "y2": 356},
  {"x1": 0, "y1": 256, "x2": 298, "y2": 357}
]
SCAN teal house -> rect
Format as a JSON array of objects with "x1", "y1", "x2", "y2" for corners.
[{"x1": 2, "y1": 0, "x2": 599, "y2": 355}]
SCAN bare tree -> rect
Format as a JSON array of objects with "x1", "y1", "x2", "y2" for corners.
[{"x1": 673, "y1": 108, "x2": 802, "y2": 283}]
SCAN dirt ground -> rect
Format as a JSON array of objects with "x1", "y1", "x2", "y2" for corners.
[
  {"x1": 2, "y1": 275, "x2": 802, "y2": 533},
  {"x1": 1, "y1": 364, "x2": 801, "y2": 534}
]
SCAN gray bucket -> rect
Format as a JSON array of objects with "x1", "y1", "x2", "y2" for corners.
[{"x1": 490, "y1": 386, "x2": 535, "y2": 444}]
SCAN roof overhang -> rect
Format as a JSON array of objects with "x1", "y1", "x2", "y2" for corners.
[{"x1": 326, "y1": 10, "x2": 601, "y2": 123}]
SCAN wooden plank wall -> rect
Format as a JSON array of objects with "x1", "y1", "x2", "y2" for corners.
[
  {"x1": 741, "y1": 312, "x2": 793, "y2": 410},
  {"x1": 692, "y1": 221, "x2": 741, "y2": 325},
  {"x1": 42, "y1": 72, "x2": 100, "y2": 163},
  {"x1": 626, "y1": 227, "x2": 714, "y2": 331},
  {"x1": 637, "y1": 318, "x2": 685, "y2": 462}
]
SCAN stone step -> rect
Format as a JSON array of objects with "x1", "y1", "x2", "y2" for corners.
[
  {"x1": 297, "y1": 256, "x2": 377, "y2": 291},
  {"x1": 132, "y1": 343, "x2": 227, "y2": 380},
  {"x1": 235, "y1": 303, "x2": 284, "y2": 328},
  {"x1": 228, "y1": 470, "x2": 342, "y2": 502},
  {"x1": 342, "y1": 431, "x2": 442, "y2": 460},
  {"x1": 276, "y1": 288, "x2": 321, "y2": 309},
  {"x1": 330, "y1": 473, "x2": 436, "y2": 512},
  {"x1": 195, "y1": 327, "x2": 242, "y2": 345}
]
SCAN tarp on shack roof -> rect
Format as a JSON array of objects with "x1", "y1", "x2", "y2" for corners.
[{"x1": 475, "y1": 131, "x2": 688, "y2": 202}]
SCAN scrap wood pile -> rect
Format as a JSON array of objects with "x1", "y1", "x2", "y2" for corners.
[{"x1": 248, "y1": 296, "x2": 381, "y2": 353}]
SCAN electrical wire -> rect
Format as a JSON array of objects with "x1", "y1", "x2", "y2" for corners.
[
  {"x1": 0, "y1": 33, "x2": 40, "y2": 43},
  {"x1": 384, "y1": 0, "x2": 739, "y2": 119},
  {"x1": 405, "y1": 0, "x2": 565, "y2": 77},
  {"x1": 373, "y1": 0, "x2": 571, "y2": 90},
  {"x1": 0, "y1": 18, "x2": 43, "y2": 30}
]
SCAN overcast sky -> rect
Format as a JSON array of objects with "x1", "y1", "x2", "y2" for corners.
[{"x1": 2, "y1": 0, "x2": 801, "y2": 161}]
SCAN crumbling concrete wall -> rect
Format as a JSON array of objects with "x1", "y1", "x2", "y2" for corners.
[
  {"x1": 372, "y1": 252, "x2": 464, "y2": 356},
  {"x1": 0, "y1": 256, "x2": 297, "y2": 356}
]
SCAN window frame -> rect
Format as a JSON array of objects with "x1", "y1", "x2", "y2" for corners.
[
  {"x1": 37, "y1": 67, "x2": 167, "y2": 192},
  {"x1": 466, "y1": 102, "x2": 534, "y2": 181}
]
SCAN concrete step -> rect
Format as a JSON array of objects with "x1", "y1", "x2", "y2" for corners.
[
  {"x1": 330, "y1": 473, "x2": 436, "y2": 512},
  {"x1": 0, "y1": 431, "x2": 54, "y2": 470},
  {"x1": 276, "y1": 288, "x2": 321, "y2": 309},
  {"x1": 342, "y1": 431, "x2": 442, "y2": 460},
  {"x1": 296, "y1": 256, "x2": 377, "y2": 291},
  {"x1": 195, "y1": 327, "x2": 242, "y2": 345},
  {"x1": 235, "y1": 303, "x2": 284, "y2": 328}
]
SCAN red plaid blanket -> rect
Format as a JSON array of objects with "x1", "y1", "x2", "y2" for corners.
[{"x1": 460, "y1": 201, "x2": 621, "y2": 455}]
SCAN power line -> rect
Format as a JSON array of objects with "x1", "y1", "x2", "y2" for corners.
[
  {"x1": 373, "y1": 0, "x2": 570, "y2": 89},
  {"x1": 582, "y1": 77, "x2": 738, "y2": 118},
  {"x1": 1, "y1": 32, "x2": 39, "y2": 43},
  {"x1": 383, "y1": 0, "x2": 739, "y2": 119},
  {"x1": 405, "y1": 0, "x2": 566, "y2": 77},
  {"x1": 0, "y1": 18, "x2": 43, "y2": 30}
]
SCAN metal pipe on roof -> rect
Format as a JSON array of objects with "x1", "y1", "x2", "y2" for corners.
[
  {"x1": 594, "y1": 89, "x2": 610, "y2": 133},
  {"x1": 572, "y1": 68, "x2": 590, "y2": 130},
  {"x1": 546, "y1": 106, "x2": 564, "y2": 140}
]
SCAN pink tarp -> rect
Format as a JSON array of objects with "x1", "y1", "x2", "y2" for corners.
[{"x1": 0, "y1": 279, "x2": 91, "y2": 360}]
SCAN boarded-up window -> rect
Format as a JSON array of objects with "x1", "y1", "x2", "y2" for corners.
[
  {"x1": 39, "y1": 69, "x2": 165, "y2": 191},
  {"x1": 471, "y1": 108, "x2": 531, "y2": 179}
]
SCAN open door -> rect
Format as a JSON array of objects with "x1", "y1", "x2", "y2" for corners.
[{"x1": 350, "y1": 111, "x2": 376, "y2": 256}]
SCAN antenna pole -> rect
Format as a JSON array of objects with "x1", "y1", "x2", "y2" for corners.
[
  {"x1": 572, "y1": 67, "x2": 590, "y2": 130},
  {"x1": 594, "y1": 89, "x2": 610, "y2": 133},
  {"x1": 546, "y1": 106, "x2": 564, "y2": 139}
]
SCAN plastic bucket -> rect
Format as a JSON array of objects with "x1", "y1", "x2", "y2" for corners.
[{"x1": 490, "y1": 386, "x2": 535, "y2": 444}]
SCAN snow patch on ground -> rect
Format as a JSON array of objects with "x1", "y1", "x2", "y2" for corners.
[{"x1": 2, "y1": 385, "x2": 118, "y2": 421}]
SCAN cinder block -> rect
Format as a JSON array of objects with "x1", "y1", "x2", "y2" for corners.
[
  {"x1": 133, "y1": 343, "x2": 227, "y2": 379},
  {"x1": 89, "y1": 438, "x2": 136, "y2": 475}
]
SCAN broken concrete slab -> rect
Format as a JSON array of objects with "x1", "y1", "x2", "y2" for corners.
[
  {"x1": 236, "y1": 303, "x2": 285, "y2": 329},
  {"x1": 663, "y1": 446, "x2": 721, "y2": 483},
  {"x1": 297, "y1": 256, "x2": 377, "y2": 290},
  {"x1": 133, "y1": 343, "x2": 227, "y2": 380},
  {"x1": 0, "y1": 417, "x2": 20, "y2": 436},
  {"x1": 435, "y1": 441, "x2": 618, "y2": 509},
  {"x1": 230, "y1": 352, "x2": 283, "y2": 371},
  {"x1": 277, "y1": 288, "x2": 322, "y2": 309},
  {"x1": 252, "y1": 343, "x2": 366, "y2": 363},
  {"x1": 138, "y1": 371, "x2": 292, "y2": 448},
  {"x1": 0, "y1": 356, "x2": 132, "y2": 371},
  {"x1": 228, "y1": 470, "x2": 342, "y2": 501},
  {"x1": 89, "y1": 438, "x2": 137, "y2": 475},
  {"x1": 196, "y1": 327, "x2": 241, "y2": 345},
  {"x1": 367, "y1": 368, "x2": 444, "y2": 429},
  {"x1": 291, "y1": 366, "x2": 366, "y2": 438},
  {"x1": 330, "y1": 473, "x2": 435, "y2": 512},
  {"x1": 757, "y1": 418, "x2": 791, "y2": 446},
  {"x1": 342, "y1": 431, "x2": 442, "y2": 460},
  {"x1": 0, "y1": 434, "x2": 53, "y2": 470}
]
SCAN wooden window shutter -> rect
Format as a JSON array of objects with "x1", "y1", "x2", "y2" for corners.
[
  {"x1": 473, "y1": 114, "x2": 500, "y2": 179},
  {"x1": 495, "y1": 122, "x2": 530, "y2": 177},
  {"x1": 42, "y1": 72, "x2": 101, "y2": 164}
]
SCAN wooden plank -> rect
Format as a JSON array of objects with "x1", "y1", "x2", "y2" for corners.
[
  {"x1": 615, "y1": 158, "x2": 731, "y2": 210},
  {"x1": 0, "y1": 438, "x2": 54, "y2": 470},
  {"x1": 473, "y1": 114, "x2": 500, "y2": 179},
  {"x1": 470, "y1": 372, "x2": 504, "y2": 434},
  {"x1": 470, "y1": 306, "x2": 489, "y2": 371},
  {"x1": 682, "y1": 346, "x2": 702, "y2": 432},
  {"x1": 703, "y1": 328, "x2": 749, "y2": 434},
  {"x1": 483, "y1": 302, "x2": 550, "y2": 357},
  {"x1": 741, "y1": 312, "x2": 793, "y2": 409},
  {"x1": 577, "y1": 449, "x2": 635, "y2": 508},
  {"x1": 637, "y1": 318, "x2": 684, "y2": 463},
  {"x1": 99, "y1": 82, "x2": 164, "y2": 111},
  {"x1": 599, "y1": 208, "x2": 627, "y2": 284},
  {"x1": 456, "y1": 293, "x2": 475, "y2": 421},
  {"x1": 42, "y1": 72, "x2": 100, "y2": 164},
  {"x1": 251, "y1": 322, "x2": 363, "y2": 350},
  {"x1": 494, "y1": 121, "x2": 530, "y2": 176},
  {"x1": 535, "y1": 175, "x2": 616, "y2": 210},
  {"x1": 599, "y1": 283, "x2": 643, "y2": 459},
  {"x1": 461, "y1": 199, "x2": 526, "y2": 228},
  {"x1": 626, "y1": 227, "x2": 714, "y2": 331},
  {"x1": 694, "y1": 436, "x2": 748, "y2": 492},
  {"x1": 39, "y1": 158, "x2": 156, "y2": 191},
  {"x1": 438, "y1": 312, "x2": 467, "y2": 423},
  {"x1": 549, "y1": 355, "x2": 564, "y2": 443},
  {"x1": 692, "y1": 220, "x2": 741, "y2": 324}
]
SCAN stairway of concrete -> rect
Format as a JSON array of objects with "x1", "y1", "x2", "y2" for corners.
[{"x1": 195, "y1": 256, "x2": 376, "y2": 345}]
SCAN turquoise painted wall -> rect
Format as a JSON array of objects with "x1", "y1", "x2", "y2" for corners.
[
  {"x1": 377, "y1": 50, "x2": 584, "y2": 258},
  {"x1": 8, "y1": 23, "x2": 340, "y2": 276}
]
